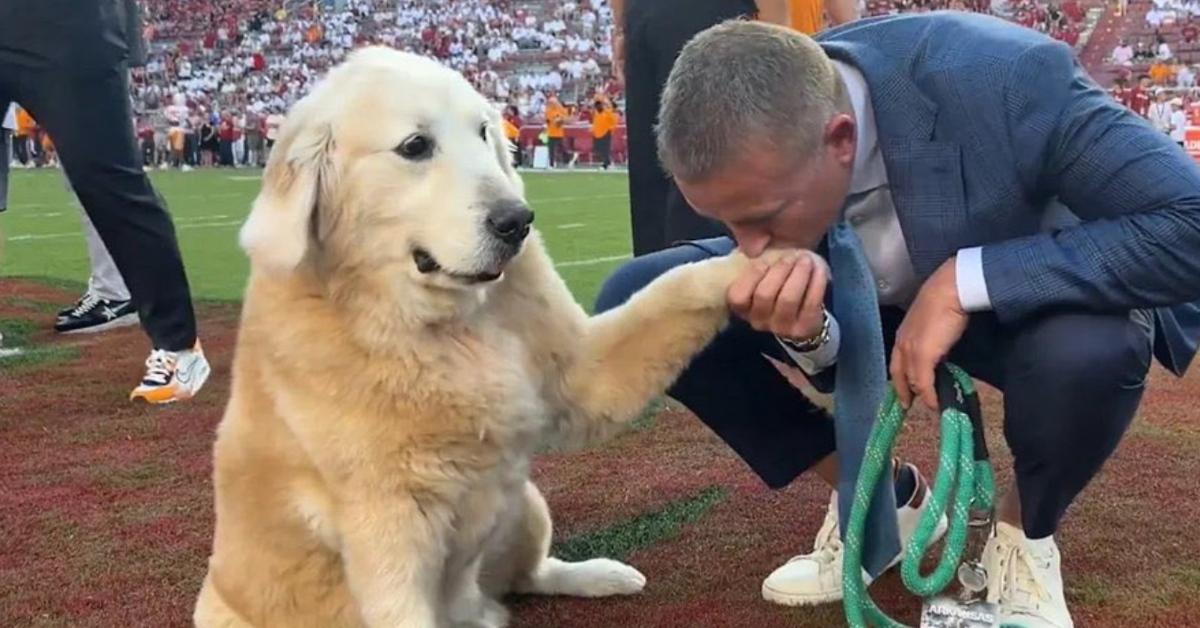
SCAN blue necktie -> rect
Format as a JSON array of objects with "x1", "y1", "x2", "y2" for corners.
[{"x1": 827, "y1": 216, "x2": 901, "y2": 579}]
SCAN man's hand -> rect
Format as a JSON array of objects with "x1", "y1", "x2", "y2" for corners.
[
  {"x1": 728, "y1": 250, "x2": 829, "y2": 341},
  {"x1": 890, "y1": 258, "x2": 970, "y2": 411}
]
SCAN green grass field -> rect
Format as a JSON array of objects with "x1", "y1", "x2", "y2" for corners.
[{"x1": 0, "y1": 167, "x2": 634, "y2": 308}]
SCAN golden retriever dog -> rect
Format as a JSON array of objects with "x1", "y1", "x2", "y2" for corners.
[{"x1": 194, "y1": 47, "x2": 788, "y2": 628}]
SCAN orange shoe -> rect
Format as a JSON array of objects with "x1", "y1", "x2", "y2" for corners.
[{"x1": 130, "y1": 340, "x2": 211, "y2": 404}]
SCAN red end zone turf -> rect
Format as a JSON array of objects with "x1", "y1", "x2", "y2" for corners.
[{"x1": 3, "y1": 278, "x2": 1200, "y2": 627}]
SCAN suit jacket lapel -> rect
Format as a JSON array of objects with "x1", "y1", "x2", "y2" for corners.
[{"x1": 821, "y1": 41, "x2": 968, "y2": 279}]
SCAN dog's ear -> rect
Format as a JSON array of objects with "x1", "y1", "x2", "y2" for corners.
[
  {"x1": 489, "y1": 114, "x2": 525, "y2": 198},
  {"x1": 239, "y1": 103, "x2": 336, "y2": 273}
]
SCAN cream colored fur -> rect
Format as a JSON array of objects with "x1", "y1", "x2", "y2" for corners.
[{"x1": 195, "y1": 47, "x2": 789, "y2": 628}]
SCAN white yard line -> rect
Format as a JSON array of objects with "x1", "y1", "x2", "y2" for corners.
[
  {"x1": 174, "y1": 220, "x2": 242, "y2": 230},
  {"x1": 176, "y1": 214, "x2": 230, "y2": 223},
  {"x1": 530, "y1": 193, "x2": 628, "y2": 204},
  {"x1": 516, "y1": 167, "x2": 627, "y2": 175},
  {"x1": 176, "y1": 191, "x2": 246, "y2": 200},
  {"x1": 557, "y1": 223, "x2": 586, "y2": 229},
  {"x1": 7, "y1": 232, "x2": 80, "y2": 242},
  {"x1": 556, "y1": 253, "x2": 630, "y2": 268},
  {"x1": 7, "y1": 219, "x2": 242, "y2": 242},
  {"x1": 7, "y1": 228, "x2": 632, "y2": 271}
]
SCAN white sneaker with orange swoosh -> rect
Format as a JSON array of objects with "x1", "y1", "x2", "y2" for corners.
[{"x1": 130, "y1": 340, "x2": 211, "y2": 404}]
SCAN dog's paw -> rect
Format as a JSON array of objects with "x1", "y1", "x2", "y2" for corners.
[{"x1": 568, "y1": 558, "x2": 647, "y2": 597}]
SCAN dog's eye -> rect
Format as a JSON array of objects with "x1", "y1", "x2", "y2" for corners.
[
  {"x1": 479, "y1": 123, "x2": 489, "y2": 143},
  {"x1": 395, "y1": 134, "x2": 434, "y2": 160}
]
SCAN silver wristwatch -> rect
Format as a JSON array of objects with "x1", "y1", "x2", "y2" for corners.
[{"x1": 778, "y1": 309, "x2": 831, "y2": 353}]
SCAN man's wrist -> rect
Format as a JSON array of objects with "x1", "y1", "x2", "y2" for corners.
[
  {"x1": 777, "y1": 313, "x2": 840, "y2": 375},
  {"x1": 954, "y1": 247, "x2": 992, "y2": 312},
  {"x1": 778, "y1": 309, "x2": 831, "y2": 352}
]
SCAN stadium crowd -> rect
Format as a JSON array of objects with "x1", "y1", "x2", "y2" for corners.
[
  {"x1": 1100, "y1": 0, "x2": 1200, "y2": 146},
  {"x1": 2, "y1": 0, "x2": 1114, "y2": 171}
]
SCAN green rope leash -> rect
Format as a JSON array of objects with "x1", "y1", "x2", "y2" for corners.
[{"x1": 842, "y1": 363, "x2": 997, "y2": 628}]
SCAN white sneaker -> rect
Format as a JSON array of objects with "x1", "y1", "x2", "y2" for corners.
[
  {"x1": 983, "y1": 522, "x2": 1074, "y2": 628},
  {"x1": 129, "y1": 340, "x2": 211, "y2": 404},
  {"x1": 762, "y1": 464, "x2": 948, "y2": 606}
]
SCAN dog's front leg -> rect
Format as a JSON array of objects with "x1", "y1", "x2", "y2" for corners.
[
  {"x1": 553, "y1": 250, "x2": 781, "y2": 447},
  {"x1": 338, "y1": 497, "x2": 449, "y2": 628}
]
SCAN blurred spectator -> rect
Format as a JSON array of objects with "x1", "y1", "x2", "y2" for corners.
[
  {"x1": 1157, "y1": 34, "x2": 1173, "y2": 60},
  {"x1": 1151, "y1": 57, "x2": 1174, "y2": 85},
  {"x1": 545, "y1": 95, "x2": 567, "y2": 167},
  {"x1": 1178, "y1": 62, "x2": 1196, "y2": 89},
  {"x1": 591, "y1": 98, "x2": 618, "y2": 169},
  {"x1": 1170, "y1": 97, "x2": 1189, "y2": 147},
  {"x1": 114, "y1": 0, "x2": 1096, "y2": 174},
  {"x1": 1131, "y1": 75, "x2": 1153, "y2": 117},
  {"x1": 1184, "y1": 19, "x2": 1199, "y2": 43},
  {"x1": 1149, "y1": 90, "x2": 1174, "y2": 133},
  {"x1": 1112, "y1": 39, "x2": 1134, "y2": 65}
]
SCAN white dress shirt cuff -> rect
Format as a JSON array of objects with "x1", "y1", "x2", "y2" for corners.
[
  {"x1": 778, "y1": 314, "x2": 841, "y2": 375},
  {"x1": 955, "y1": 247, "x2": 992, "y2": 312}
]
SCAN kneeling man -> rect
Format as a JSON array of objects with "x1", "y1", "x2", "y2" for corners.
[{"x1": 596, "y1": 15, "x2": 1200, "y2": 627}]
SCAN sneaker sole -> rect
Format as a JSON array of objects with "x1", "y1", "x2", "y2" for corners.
[
  {"x1": 57, "y1": 313, "x2": 139, "y2": 335},
  {"x1": 761, "y1": 582, "x2": 847, "y2": 606}
]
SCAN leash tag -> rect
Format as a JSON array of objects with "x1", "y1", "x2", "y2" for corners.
[
  {"x1": 919, "y1": 596, "x2": 1000, "y2": 628},
  {"x1": 957, "y1": 560, "x2": 988, "y2": 595}
]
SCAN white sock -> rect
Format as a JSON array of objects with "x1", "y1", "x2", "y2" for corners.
[{"x1": 1025, "y1": 534, "x2": 1057, "y2": 555}]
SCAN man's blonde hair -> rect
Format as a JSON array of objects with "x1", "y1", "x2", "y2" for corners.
[{"x1": 656, "y1": 20, "x2": 847, "y2": 182}]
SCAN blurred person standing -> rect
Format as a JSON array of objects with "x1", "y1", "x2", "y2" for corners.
[
  {"x1": 244, "y1": 108, "x2": 263, "y2": 167},
  {"x1": 0, "y1": 0, "x2": 210, "y2": 403},
  {"x1": 13, "y1": 105, "x2": 33, "y2": 166},
  {"x1": 544, "y1": 95, "x2": 568, "y2": 168},
  {"x1": 54, "y1": 173, "x2": 138, "y2": 336},
  {"x1": 218, "y1": 112, "x2": 236, "y2": 167},
  {"x1": 591, "y1": 98, "x2": 619, "y2": 170},
  {"x1": 503, "y1": 104, "x2": 522, "y2": 167},
  {"x1": 165, "y1": 94, "x2": 191, "y2": 171},
  {"x1": 0, "y1": 102, "x2": 13, "y2": 212},
  {"x1": 1170, "y1": 97, "x2": 1189, "y2": 148},
  {"x1": 264, "y1": 108, "x2": 284, "y2": 161}
]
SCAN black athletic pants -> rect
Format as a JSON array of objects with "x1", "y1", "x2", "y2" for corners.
[{"x1": 0, "y1": 3, "x2": 198, "y2": 351}]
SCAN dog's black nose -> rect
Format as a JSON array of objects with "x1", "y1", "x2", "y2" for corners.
[{"x1": 485, "y1": 200, "x2": 534, "y2": 245}]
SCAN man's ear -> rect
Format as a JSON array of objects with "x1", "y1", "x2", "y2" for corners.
[{"x1": 239, "y1": 104, "x2": 335, "y2": 273}]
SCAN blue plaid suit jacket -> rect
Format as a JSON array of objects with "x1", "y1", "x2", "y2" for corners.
[{"x1": 817, "y1": 11, "x2": 1200, "y2": 376}]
